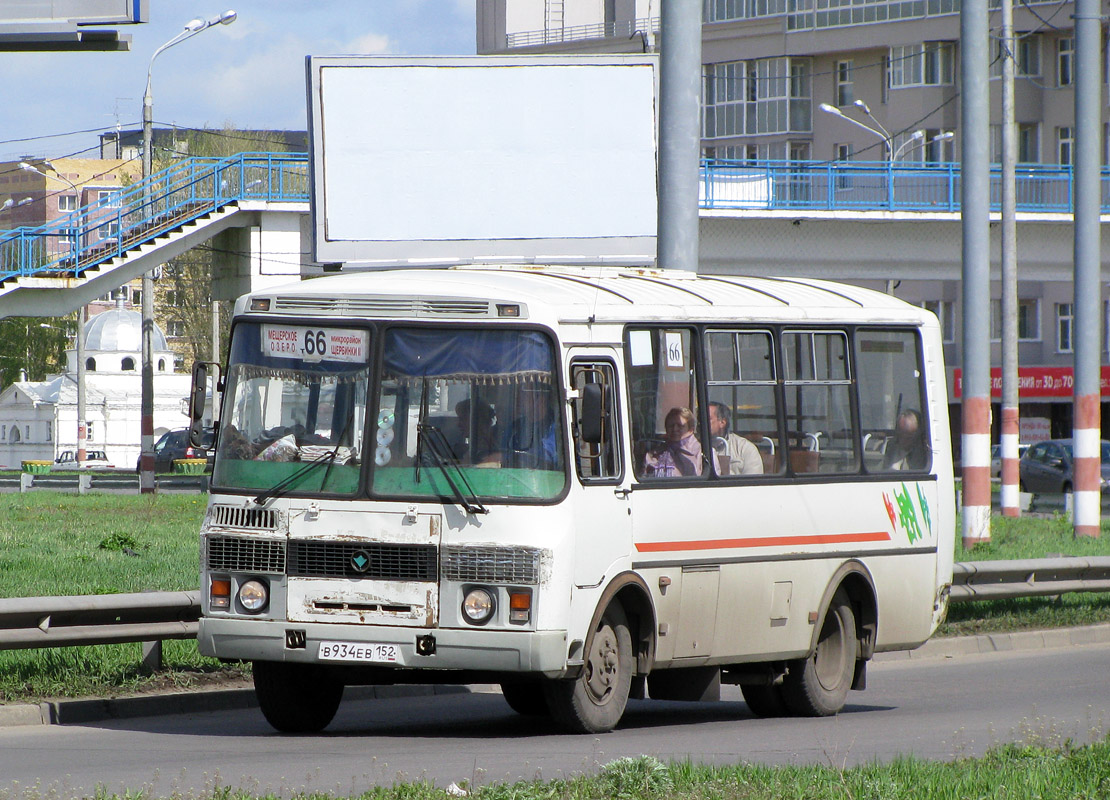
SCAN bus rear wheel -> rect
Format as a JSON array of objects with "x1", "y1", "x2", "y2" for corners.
[
  {"x1": 782, "y1": 589, "x2": 857, "y2": 717},
  {"x1": 253, "y1": 661, "x2": 344, "y2": 733},
  {"x1": 544, "y1": 603, "x2": 632, "y2": 733}
]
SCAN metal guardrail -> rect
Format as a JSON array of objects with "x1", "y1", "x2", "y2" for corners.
[
  {"x1": 949, "y1": 557, "x2": 1110, "y2": 602},
  {"x1": 0, "y1": 591, "x2": 199, "y2": 651},
  {"x1": 0, "y1": 559, "x2": 1107, "y2": 660}
]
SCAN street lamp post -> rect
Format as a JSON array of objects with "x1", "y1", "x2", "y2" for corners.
[
  {"x1": 819, "y1": 102, "x2": 891, "y2": 160},
  {"x1": 139, "y1": 9, "x2": 237, "y2": 494},
  {"x1": 19, "y1": 160, "x2": 87, "y2": 466}
]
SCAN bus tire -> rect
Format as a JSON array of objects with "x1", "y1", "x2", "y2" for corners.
[
  {"x1": 253, "y1": 661, "x2": 344, "y2": 733},
  {"x1": 544, "y1": 603, "x2": 632, "y2": 733},
  {"x1": 500, "y1": 681, "x2": 550, "y2": 717},
  {"x1": 782, "y1": 589, "x2": 857, "y2": 717},
  {"x1": 740, "y1": 683, "x2": 789, "y2": 717}
]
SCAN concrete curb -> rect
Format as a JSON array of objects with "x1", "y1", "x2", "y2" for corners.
[
  {"x1": 3, "y1": 625, "x2": 1110, "y2": 728},
  {"x1": 874, "y1": 622, "x2": 1110, "y2": 661}
]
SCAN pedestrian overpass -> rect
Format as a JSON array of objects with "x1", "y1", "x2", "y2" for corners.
[{"x1": 1, "y1": 155, "x2": 1106, "y2": 320}]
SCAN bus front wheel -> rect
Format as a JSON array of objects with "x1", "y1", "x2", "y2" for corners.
[
  {"x1": 544, "y1": 603, "x2": 632, "y2": 733},
  {"x1": 253, "y1": 661, "x2": 344, "y2": 733},
  {"x1": 781, "y1": 589, "x2": 857, "y2": 717}
]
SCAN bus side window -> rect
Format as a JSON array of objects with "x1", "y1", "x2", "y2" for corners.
[
  {"x1": 570, "y1": 361, "x2": 622, "y2": 482},
  {"x1": 855, "y1": 329, "x2": 931, "y2": 473}
]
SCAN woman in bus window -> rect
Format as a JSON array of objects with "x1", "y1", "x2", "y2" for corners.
[{"x1": 644, "y1": 407, "x2": 703, "y2": 477}]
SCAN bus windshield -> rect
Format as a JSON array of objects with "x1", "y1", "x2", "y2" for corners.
[
  {"x1": 213, "y1": 322, "x2": 370, "y2": 495},
  {"x1": 371, "y1": 327, "x2": 566, "y2": 502}
]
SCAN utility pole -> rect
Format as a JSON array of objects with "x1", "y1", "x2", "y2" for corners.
[
  {"x1": 656, "y1": 0, "x2": 701, "y2": 272},
  {"x1": 1072, "y1": 0, "x2": 1102, "y2": 537},
  {"x1": 999, "y1": 0, "x2": 1021, "y2": 517},
  {"x1": 960, "y1": 0, "x2": 992, "y2": 547}
]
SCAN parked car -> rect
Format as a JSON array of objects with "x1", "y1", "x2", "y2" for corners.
[
  {"x1": 54, "y1": 450, "x2": 114, "y2": 469},
  {"x1": 1019, "y1": 438, "x2": 1110, "y2": 494},
  {"x1": 990, "y1": 443, "x2": 1030, "y2": 478},
  {"x1": 137, "y1": 428, "x2": 209, "y2": 473}
]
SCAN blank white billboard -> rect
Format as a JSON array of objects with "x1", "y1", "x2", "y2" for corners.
[{"x1": 307, "y1": 55, "x2": 658, "y2": 267}]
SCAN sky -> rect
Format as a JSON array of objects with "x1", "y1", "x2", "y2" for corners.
[{"x1": 0, "y1": 0, "x2": 477, "y2": 162}]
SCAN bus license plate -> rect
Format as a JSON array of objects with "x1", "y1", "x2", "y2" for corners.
[{"x1": 318, "y1": 641, "x2": 398, "y2": 663}]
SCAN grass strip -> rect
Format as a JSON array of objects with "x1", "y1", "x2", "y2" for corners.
[{"x1": 5, "y1": 745, "x2": 1109, "y2": 800}]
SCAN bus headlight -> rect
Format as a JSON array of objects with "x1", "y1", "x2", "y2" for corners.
[
  {"x1": 238, "y1": 579, "x2": 269, "y2": 613},
  {"x1": 462, "y1": 587, "x2": 495, "y2": 624}
]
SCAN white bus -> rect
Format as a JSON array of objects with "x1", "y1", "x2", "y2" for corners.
[{"x1": 191, "y1": 265, "x2": 955, "y2": 734}]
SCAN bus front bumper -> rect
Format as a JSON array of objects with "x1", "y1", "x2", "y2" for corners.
[{"x1": 199, "y1": 617, "x2": 570, "y2": 676}]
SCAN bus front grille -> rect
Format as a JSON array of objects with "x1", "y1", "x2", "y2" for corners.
[
  {"x1": 207, "y1": 535, "x2": 286, "y2": 573},
  {"x1": 441, "y1": 545, "x2": 542, "y2": 585},
  {"x1": 288, "y1": 541, "x2": 438, "y2": 581},
  {"x1": 208, "y1": 505, "x2": 279, "y2": 531}
]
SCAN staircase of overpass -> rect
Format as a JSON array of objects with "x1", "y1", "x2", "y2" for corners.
[
  {"x1": 0, "y1": 152, "x2": 310, "y2": 319},
  {"x1": 0, "y1": 155, "x2": 1099, "y2": 319}
]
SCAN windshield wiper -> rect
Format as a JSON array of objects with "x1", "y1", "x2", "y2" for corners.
[
  {"x1": 417, "y1": 422, "x2": 489, "y2": 515},
  {"x1": 253, "y1": 447, "x2": 340, "y2": 506}
]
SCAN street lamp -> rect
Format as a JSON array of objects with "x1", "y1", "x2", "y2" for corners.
[
  {"x1": 893, "y1": 130, "x2": 956, "y2": 163},
  {"x1": 139, "y1": 9, "x2": 237, "y2": 495},
  {"x1": 19, "y1": 161, "x2": 87, "y2": 466},
  {"x1": 819, "y1": 103, "x2": 891, "y2": 161}
]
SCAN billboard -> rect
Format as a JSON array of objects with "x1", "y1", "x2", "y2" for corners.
[{"x1": 306, "y1": 55, "x2": 658, "y2": 268}]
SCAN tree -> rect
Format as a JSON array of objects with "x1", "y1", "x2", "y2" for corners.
[{"x1": 0, "y1": 316, "x2": 75, "y2": 389}]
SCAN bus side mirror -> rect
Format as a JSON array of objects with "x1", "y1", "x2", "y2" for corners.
[
  {"x1": 189, "y1": 361, "x2": 220, "y2": 449},
  {"x1": 580, "y1": 382, "x2": 605, "y2": 445}
]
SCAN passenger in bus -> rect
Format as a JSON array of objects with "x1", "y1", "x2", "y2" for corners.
[
  {"x1": 707, "y1": 401, "x2": 764, "y2": 476},
  {"x1": 450, "y1": 398, "x2": 500, "y2": 466},
  {"x1": 643, "y1": 406, "x2": 703, "y2": 477},
  {"x1": 502, "y1": 383, "x2": 558, "y2": 469},
  {"x1": 883, "y1": 408, "x2": 930, "y2": 470}
]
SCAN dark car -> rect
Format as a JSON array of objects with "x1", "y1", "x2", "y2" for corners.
[
  {"x1": 1019, "y1": 438, "x2": 1110, "y2": 494},
  {"x1": 137, "y1": 429, "x2": 208, "y2": 473}
]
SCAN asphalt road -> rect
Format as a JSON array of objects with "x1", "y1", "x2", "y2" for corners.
[{"x1": 2, "y1": 643, "x2": 1109, "y2": 797}]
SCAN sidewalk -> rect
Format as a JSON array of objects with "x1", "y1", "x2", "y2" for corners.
[{"x1": 4, "y1": 623, "x2": 1110, "y2": 728}]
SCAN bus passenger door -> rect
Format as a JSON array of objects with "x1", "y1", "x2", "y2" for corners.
[{"x1": 568, "y1": 356, "x2": 632, "y2": 587}]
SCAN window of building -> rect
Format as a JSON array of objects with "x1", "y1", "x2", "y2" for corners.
[
  {"x1": 990, "y1": 298, "x2": 1040, "y2": 341},
  {"x1": 10, "y1": 427, "x2": 20, "y2": 443},
  {"x1": 705, "y1": 0, "x2": 748, "y2": 22},
  {"x1": 58, "y1": 195, "x2": 77, "y2": 212},
  {"x1": 121, "y1": 356, "x2": 136, "y2": 370},
  {"x1": 168, "y1": 320, "x2": 186, "y2": 337},
  {"x1": 922, "y1": 300, "x2": 955, "y2": 342},
  {"x1": 836, "y1": 60, "x2": 853, "y2": 106},
  {"x1": 1058, "y1": 37, "x2": 1074, "y2": 86},
  {"x1": 158, "y1": 358, "x2": 167, "y2": 372},
  {"x1": 992, "y1": 34, "x2": 1042, "y2": 79},
  {"x1": 97, "y1": 189, "x2": 122, "y2": 208},
  {"x1": 890, "y1": 43, "x2": 954, "y2": 88},
  {"x1": 166, "y1": 289, "x2": 184, "y2": 306},
  {"x1": 1056, "y1": 302, "x2": 1074, "y2": 353},
  {"x1": 1019, "y1": 123, "x2": 1039, "y2": 163},
  {"x1": 86, "y1": 357, "x2": 96, "y2": 371},
  {"x1": 704, "y1": 57, "x2": 811, "y2": 138},
  {"x1": 1058, "y1": 126, "x2": 1073, "y2": 165}
]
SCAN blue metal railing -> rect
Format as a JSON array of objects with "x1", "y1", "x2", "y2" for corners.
[
  {"x1": 1, "y1": 154, "x2": 1105, "y2": 285},
  {"x1": 700, "y1": 159, "x2": 1095, "y2": 213},
  {"x1": 0, "y1": 152, "x2": 309, "y2": 283}
]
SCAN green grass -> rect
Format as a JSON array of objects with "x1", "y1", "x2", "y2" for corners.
[
  {"x1": 2, "y1": 494, "x2": 1110, "y2": 703},
  {"x1": 0, "y1": 492, "x2": 236, "y2": 703},
  {"x1": 4, "y1": 745, "x2": 1110, "y2": 800}
]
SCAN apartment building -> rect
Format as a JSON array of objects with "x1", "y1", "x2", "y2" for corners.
[{"x1": 478, "y1": 0, "x2": 1109, "y2": 442}]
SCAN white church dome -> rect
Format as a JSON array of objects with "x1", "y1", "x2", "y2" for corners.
[{"x1": 83, "y1": 304, "x2": 169, "y2": 352}]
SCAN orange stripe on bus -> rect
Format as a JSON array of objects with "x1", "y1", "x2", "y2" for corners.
[{"x1": 635, "y1": 530, "x2": 892, "y2": 553}]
